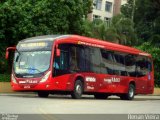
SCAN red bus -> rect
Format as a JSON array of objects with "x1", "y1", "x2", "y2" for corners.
[{"x1": 6, "y1": 35, "x2": 154, "y2": 100}]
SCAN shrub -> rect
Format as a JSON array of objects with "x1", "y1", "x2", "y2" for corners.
[{"x1": 0, "y1": 74, "x2": 10, "y2": 82}]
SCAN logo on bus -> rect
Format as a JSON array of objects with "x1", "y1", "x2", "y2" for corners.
[
  {"x1": 104, "y1": 77, "x2": 120, "y2": 83},
  {"x1": 19, "y1": 80, "x2": 38, "y2": 84},
  {"x1": 78, "y1": 41, "x2": 105, "y2": 48},
  {"x1": 87, "y1": 86, "x2": 94, "y2": 90},
  {"x1": 86, "y1": 77, "x2": 96, "y2": 82}
]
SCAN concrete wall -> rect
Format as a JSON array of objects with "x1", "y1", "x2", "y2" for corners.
[{"x1": 89, "y1": 0, "x2": 114, "y2": 21}]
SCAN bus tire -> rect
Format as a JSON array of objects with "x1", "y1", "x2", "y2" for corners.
[
  {"x1": 38, "y1": 91, "x2": 49, "y2": 98},
  {"x1": 94, "y1": 93, "x2": 108, "y2": 99},
  {"x1": 120, "y1": 84, "x2": 135, "y2": 100},
  {"x1": 71, "y1": 80, "x2": 83, "y2": 99}
]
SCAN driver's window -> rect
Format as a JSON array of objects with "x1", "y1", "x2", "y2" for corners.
[{"x1": 53, "y1": 44, "x2": 69, "y2": 76}]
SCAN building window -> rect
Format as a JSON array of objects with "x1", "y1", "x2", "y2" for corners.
[
  {"x1": 104, "y1": 17, "x2": 111, "y2": 27},
  {"x1": 93, "y1": 15, "x2": 101, "y2": 20},
  {"x1": 104, "y1": 17, "x2": 111, "y2": 21},
  {"x1": 94, "y1": 0, "x2": 102, "y2": 10},
  {"x1": 105, "y1": 1, "x2": 112, "y2": 12}
]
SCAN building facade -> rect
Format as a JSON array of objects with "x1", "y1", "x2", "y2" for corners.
[
  {"x1": 88, "y1": 0, "x2": 127, "y2": 21},
  {"x1": 114, "y1": 0, "x2": 127, "y2": 15}
]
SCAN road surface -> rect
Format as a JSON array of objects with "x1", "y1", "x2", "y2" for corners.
[{"x1": 0, "y1": 93, "x2": 160, "y2": 120}]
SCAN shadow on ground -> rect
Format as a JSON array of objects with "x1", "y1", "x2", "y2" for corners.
[{"x1": 0, "y1": 93, "x2": 160, "y2": 101}]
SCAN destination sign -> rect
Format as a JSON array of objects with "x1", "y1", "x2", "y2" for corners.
[
  {"x1": 20, "y1": 42, "x2": 47, "y2": 48},
  {"x1": 17, "y1": 41, "x2": 53, "y2": 51}
]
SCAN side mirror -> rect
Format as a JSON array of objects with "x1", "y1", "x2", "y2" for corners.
[
  {"x1": 5, "y1": 51, "x2": 9, "y2": 59},
  {"x1": 56, "y1": 49, "x2": 61, "y2": 57},
  {"x1": 5, "y1": 47, "x2": 16, "y2": 59}
]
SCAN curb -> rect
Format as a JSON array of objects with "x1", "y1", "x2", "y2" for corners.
[
  {"x1": 0, "y1": 82, "x2": 14, "y2": 93},
  {"x1": 154, "y1": 88, "x2": 160, "y2": 95}
]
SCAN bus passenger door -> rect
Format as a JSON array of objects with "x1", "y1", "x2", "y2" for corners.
[
  {"x1": 100, "y1": 49, "x2": 116, "y2": 92},
  {"x1": 83, "y1": 47, "x2": 101, "y2": 92},
  {"x1": 136, "y1": 56, "x2": 148, "y2": 94},
  {"x1": 52, "y1": 44, "x2": 71, "y2": 90},
  {"x1": 112, "y1": 52, "x2": 127, "y2": 93},
  {"x1": 146, "y1": 58, "x2": 154, "y2": 93}
]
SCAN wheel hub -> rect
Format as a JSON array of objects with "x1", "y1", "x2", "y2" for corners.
[
  {"x1": 76, "y1": 85, "x2": 82, "y2": 95},
  {"x1": 129, "y1": 87, "x2": 134, "y2": 97}
]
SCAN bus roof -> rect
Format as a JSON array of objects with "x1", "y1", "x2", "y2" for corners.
[
  {"x1": 70, "y1": 35, "x2": 151, "y2": 57},
  {"x1": 20, "y1": 35, "x2": 70, "y2": 42},
  {"x1": 19, "y1": 35, "x2": 151, "y2": 57}
]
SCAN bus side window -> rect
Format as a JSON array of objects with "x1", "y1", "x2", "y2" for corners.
[
  {"x1": 146, "y1": 58, "x2": 152, "y2": 73},
  {"x1": 59, "y1": 50, "x2": 69, "y2": 70},
  {"x1": 70, "y1": 46, "x2": 78, "y2": 71},
  {"x1": 84, "y1": 47, "x2": 91, "y2": 72},
  {"x1": 54, "y1": 56, "x2": 60, "y2": 69},
  {"x1": 100, "y1": 49, "x2": 114, "y2": 75},
  {"x1": 113, "y1": 52, "x2": 126, "y2": 76},
  {"x1": 53, "y1": 44, "x2": 69, "y2": 76},
  {"x1": 125, "y1": 55, "x2": 136, "y2": 77},
  {"x1": 136, "y1": 56, "x2": 148, "y2": 77},
  {"x1": 77, "y1": 46, "x2": 85, "y2": 72},
  {"x1": 90, "y1": 47, "x2": 101, "y2": 73}
]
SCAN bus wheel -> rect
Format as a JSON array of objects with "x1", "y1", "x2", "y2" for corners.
[
  {"x1": 71, "y1": 80, "x2": 83, "y2": 99},
  {"x1": 94, "y1": 93, "x2": 108, "y2": 99},
  {"x1": 120, "y1": 84, "x2": 135, "y2": 100},
  {"x1": 38, "y1": 91, "x2": 49, "y2": 98}
]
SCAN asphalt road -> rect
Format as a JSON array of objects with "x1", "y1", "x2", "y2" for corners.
[{"x1": 0, "y1": 93, "x2": 160, "y2": 120}]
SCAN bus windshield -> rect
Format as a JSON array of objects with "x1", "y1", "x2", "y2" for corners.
[{"x1": 14, "y1": 51, "x2": 51, "y2": 77}]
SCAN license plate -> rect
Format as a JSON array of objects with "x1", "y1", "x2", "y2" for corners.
[{"x1": 24, "y1": 85, "x2": 31, "y2": 89}]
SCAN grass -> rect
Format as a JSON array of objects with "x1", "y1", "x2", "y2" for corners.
[{"x1": 0, "y1": 74, "x2": 10, "y2": 82}]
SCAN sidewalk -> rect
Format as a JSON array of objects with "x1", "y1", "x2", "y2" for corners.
[
  {"x1": 0, "y1": 82, "x2": 13, "y2": 93},
  {"x1": 154, "y1": 88, "x2": 160, "y2": 95}
]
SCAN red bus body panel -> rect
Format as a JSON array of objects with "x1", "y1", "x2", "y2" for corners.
[{"x1": 9, "y1": 35, "x2": 154, "y2": 95}]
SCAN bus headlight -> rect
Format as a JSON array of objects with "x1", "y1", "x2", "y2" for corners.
[
  {"x1": 12, "y1": 74, "x2": 17, "y2": 84},
  {"x1": 40, "y1": 71, "x2": 51, "y2": 83}
]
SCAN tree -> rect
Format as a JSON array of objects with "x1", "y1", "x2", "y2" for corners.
[
  {"x1": 0, "y1": 0, "x2": 93, "y2": 73},
  {"x1": 82, "y1": 14, "x2": 137, "y2": 46},
  {"x1": 108, "y1": 14, "x2": 137, "y2": 45},
  {"x1": 121, "y1": 0, "x2": 134, "y2": 19},
  {"x1": 82, "y1": 0, "x2": 93, "y2": 18},
  {"x1": 0, "y1": 0, "x2": 92, "y2": 44},
  {"x1": 121, "y1": 0, "x2": 160, "y2": 44}
]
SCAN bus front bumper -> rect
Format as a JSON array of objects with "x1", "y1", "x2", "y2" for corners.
[{"x1": 11, "y1": 82, "x2": 72, "y2": 91}]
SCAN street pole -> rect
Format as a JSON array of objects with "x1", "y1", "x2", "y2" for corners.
[{"x1": 131, "y1": 0, "x2": 135, "y2": 22}]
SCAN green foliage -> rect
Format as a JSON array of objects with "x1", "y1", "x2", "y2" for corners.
[
  {"x1": 121, "y1": 0, "x2": 160, "y2": 44},
  {"x1": 0, "y1": 74, "x2": 10, "y2": 82},
  {"x1": 109, "y1": 14, "x2": 137, "y2": 45},
  {"x1": 82, "y1": 14, "x2": 137, "y2": 45},
  {"x1": 121, "y1": 0, "x2": 134, "y2": 19},
  {"x1": 137, "y1": 42, "x2": 160, "y2": 87},
  {"x1": 0, "y1": 0, "x2": 92, "y2": 44},
  {"x1": 82, "y1": 0, "x2": 93, "y2": 18},
  {"x1": 150, "y1": 34, "x2": 160, "y2": 47},
  {"x1": 81, "y1": 19, "x2": 95, "y2": 37},
  {"x1": 0, "y1": 0, "x2": 90, "y2": 43},
  {"x1": 0, "y1": 42, "x2": 8, "y2": 73},
  {"x1": 0, "y1": 0, "x2": 92, "y2": 74}
]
